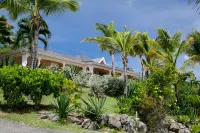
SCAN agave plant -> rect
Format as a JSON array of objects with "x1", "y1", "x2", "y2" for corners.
[
  {"x1": 52, "y1": 95, "x2": 74, "y2": 119},
  {"x1": 80, "y1": 96, "x2": 106, "y2": 122}
]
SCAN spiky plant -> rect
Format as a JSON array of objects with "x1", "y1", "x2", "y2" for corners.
[
  {"x1": 52, "y1": 95, "x2": 74, "y2": 119},
  {"x1": 80, "y1": 96, "x2": 106, "y2": 123}
]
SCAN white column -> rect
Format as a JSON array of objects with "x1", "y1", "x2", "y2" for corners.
[
  {"x1": 83, "y1": 66, "x2": 87, "y2": 72},
  {"x1": 109, "y1": 70, "x2": 112, "y2": 75},
  {"x1": 62, "y1": 62, "x2": 66, "y2": 69},
  {"x1": 22, "y1": 53, "x2": 28, "y2": 67},
  {"x1": 89, "y1": 65, "x2": 94, "y2": 74},
  {"x1": 37, "y1": 57, "x2": 41, "y2": 67}
]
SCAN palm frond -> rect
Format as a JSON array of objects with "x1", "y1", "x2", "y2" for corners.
[{"x1": 41, "y1": 0, "x2": 79, "y2": 15}]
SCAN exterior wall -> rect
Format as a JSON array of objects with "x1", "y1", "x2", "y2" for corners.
[{"x1": 0, "y1": 49, "x2": 137, "y2": 79}]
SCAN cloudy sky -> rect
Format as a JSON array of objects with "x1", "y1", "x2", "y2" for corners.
[{"x1": 1, "y1": 0, "x2": 200, "y2": 78}]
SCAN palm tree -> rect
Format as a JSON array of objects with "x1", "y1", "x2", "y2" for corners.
[
  {"x1": 155, "y1": 29, "x2": 187, "y2": 67},
  {"x1": 14, "y1": 17, "x2": 51, "y2": 68},
  {"x1": 0, "y1": 0, "x2": 79, "y2": 68},
  {"x1": 186, "y1": 30, "x2": 200, "y2": 66},
  {"x1": 82, "y1": 22, "x2": 118, "y2": 76},
  {"x1": 101, "y1": 27, "x2": 135, "y2": 96},
  {"x1": 188, "y1": 0, "x2": 200, "y2": 11},
  {"x1": 133, "y1": 32, "x2": 160, "y2": 79},
  {"x1": 0, "y1": 15, "x2": 14, "y2": 46},
  {"x1": 154, "y1": 29, "x2": 188, "y2": 103}
]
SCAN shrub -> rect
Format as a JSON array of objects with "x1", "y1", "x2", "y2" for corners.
[
  {"x1": 88, "y1": 75, "x2": 108, "y2": 97},
  {"x1": 73, "y1": 70, "x2": 92, "y2": 88},
  {"x1": 116, "y1": 97, "x2": 132, "y2": 114},
  {"x1": 61, "y1": 79, "x2": 77, "y2": 95},
  {"x1": 177, "y1": 115, "x2": 190, "y2": 124},
  {"x1": 63, "y1": 65, "x2": 81, "y2": 80},
  {"x1": 52, "y1": 95, "x2": 74, "y2": 119},
  {"x1": 0, "y1": 65, "x2": 30, "y2": 109},
  {"x1": 139, "y1": 96, "x2": 166, "y2": 132},
  {"x1": 80, "y1": 96, "x2": 106, "y2": 123},
  {"x1": 190, "y1": 124, "x2": 200, "y2": 133},
  {"x1": 22, "y1": 68, "x2": 64, "y2": 106},
  {"x1": 127, "y1": 81, "x2": 146, "y2": 111},
  {"x1": 104, "y1": 77, "x2": 125, "y2": 97}
]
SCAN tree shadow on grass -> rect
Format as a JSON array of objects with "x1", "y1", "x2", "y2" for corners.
[{"x1": 0, "y1": 104, "x2": 54, "y2": 114}]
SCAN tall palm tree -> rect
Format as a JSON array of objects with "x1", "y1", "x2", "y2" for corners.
[
  {"x1": 101, "y1": 27, "x2": 135, "y2": 96},
  {"x1": 133, "y1": 32, "x2": 160, "y2": 79},
  {"x1": 0, "y1": 0, "x2": 79, "y2": 68},
  {"x1": 82, "y1": 22, "x2": 118, "y2": 76},
  {"x1": 186, "y1": 30, "x2": 200, "y2": 66},
  {"x1": 15, "y1": 17, "x2": 51, "y2": 68},
  {"x1": 154, "y1": 29, "x2": 188, "y2": 103}
]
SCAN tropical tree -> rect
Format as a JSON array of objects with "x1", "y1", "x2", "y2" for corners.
[
  {"x1": 82, "y1": 22, "x2": 118, "y2": 76},
  {"x1": 0, "y1": 0, "x2": 79, "y2": 68},
  {"x1": 133, "y1": 32, "x2": 160, "y2": 79},
  {"x1": 152, "y1": 29, "x2": 188, "y2": 103},
  {"x1": 186, "y1": 30, "x2": 200, "y2": 66},
  {"x1": 99, "y1": 27, "x2": 135, "y2": 96},
  {"x1": 0, "y1": 15, "x2": 14, "y2": 47},
  {"x1": 15, "y1": 17, "x2": 51, "y2": 68},
  {"x1": 188, "y1": 0, "x2": 200, "y2": 11},
  {"x1": 155, "y1": 29, "x2": 187, "y2": 67}
]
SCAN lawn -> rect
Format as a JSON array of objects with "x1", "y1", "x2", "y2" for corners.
[{"x1": 0, "y1": 88, "x2": 118, "y2": 133}]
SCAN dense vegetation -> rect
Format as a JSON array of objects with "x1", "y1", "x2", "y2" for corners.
[{"x1": 0, "y1": 0, "x2": 200, "y2": 133}]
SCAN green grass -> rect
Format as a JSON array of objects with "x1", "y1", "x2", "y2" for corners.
[
  {"x1": 80, "y1": 88, "x2": 118, "y2": 114},
  {"x1": 0, "y1": 112, "x2": 96, "y2": 133},
  {"x1": 0, "y1": 88, "x2": 118, "y2": 133}
]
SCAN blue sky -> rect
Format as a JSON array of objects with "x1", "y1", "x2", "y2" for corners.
[{"x1": 1, "y1": 0, "x2": 200, "y2": 77}]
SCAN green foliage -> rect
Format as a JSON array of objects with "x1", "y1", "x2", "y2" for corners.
[
  {"x1": 0, "y1": 47, "x2": 11, "y2": 54},
  {"x1": 139, "y1": 96, "x2": 166, "y2": 132},
  {"x1": 0, "y1": 56, "x2": 15, "y2": 68},
  {"x1": 52, "y1": 95, "x2": 74, "y2": 119},
  {"x1": 63, "y1": 65, "x2": 81, "y2": 80},
  {"x1": 104, "y1": 77, "x2": 125, "y2": 97},
  {"x1": 116, "y1": 98, "x2": 132, "y2": 114},
  {"x1": 0, "y1": 15, "x2": 14, "y2": 46},
  {"x1": 72, "y1": 70, "x2": 91, "y2": 88},
  {"x1": 89, "y1": 75, "x2": 108, "y2": 97},
  {"x1": 145, "y1": 64, "x2": 178, "y2": 110},
  {"x1": 22, "y1": 68, "x2": 64, "y2": 106},
  {"x1": 178, "y1": 81, "x2": 200, "y2": 120},
  {"x1": 127, "y1": 81, "x2": 146, "y2": 110},
  {"x1": 190, "y1": 124, "x2": 200, "y2": 133},
  {"x1": 80, "y1": 96, "x2": 106, "y2": 123},
  {"x1": 61, "y1": 78, "x2": 77, "y2": 95},
  {"x1": 176, "y1": 115, "x2": 190, "y2": 124},
  {"x1": 0, "y1": 65, "x2": 30, "y2": 108}
]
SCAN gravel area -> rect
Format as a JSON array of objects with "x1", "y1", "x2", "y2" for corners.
[{"x1": 0, "y1": 119, "x2": 70, "y2": 133}]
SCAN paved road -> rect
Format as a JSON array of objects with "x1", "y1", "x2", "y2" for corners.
[{"x1": 0, "y1": 119, "x2": 70, "y2": 133}]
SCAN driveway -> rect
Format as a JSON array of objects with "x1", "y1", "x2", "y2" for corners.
[{"x1": 0, "y1": 119, "x2": 70, "y2": 133}]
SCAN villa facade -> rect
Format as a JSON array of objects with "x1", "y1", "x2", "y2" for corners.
[{"x1": 0, "y1": 48, "x2": 137, "y2": 78}]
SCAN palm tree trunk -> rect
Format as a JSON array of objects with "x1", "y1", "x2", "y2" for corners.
[
  {"x1": 123, "y1": 53, "x2": 128, "y2": 97},
  {"x1": 33, "y1": 27, "x2": 39, "y2": 68},
  {"x1": 145, "y1": 58, "x2": 150, "y2": 78},
  {"x1": 33, "y1": 0, "x2": 39, "y2": 68},
  {"x1": 139, "y1": 55, "x2": 144, "y2": 81},
  {"x1": 111, "y1": 53, "x2": 115, "y2": 76},
  {"x1": 30, "y1": 45, "x2": 34, "y2": 68}
]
